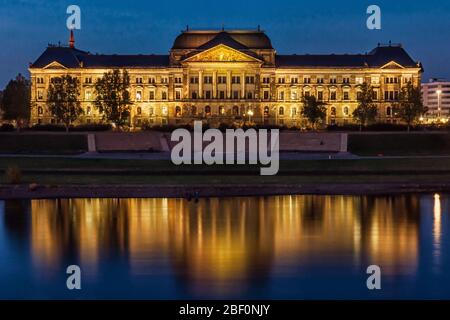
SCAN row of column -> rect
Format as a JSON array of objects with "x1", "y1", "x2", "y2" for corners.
[{"x1": 195, "y1": 70, "x2": 249, "y2": 99}]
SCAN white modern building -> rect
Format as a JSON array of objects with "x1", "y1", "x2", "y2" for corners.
[{"x1": 422, "y1": 79, "x2": 450, "y2": 120}]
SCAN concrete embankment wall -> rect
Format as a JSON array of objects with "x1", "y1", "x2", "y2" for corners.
[
  {"x1": 54, "y1": 131, "x2": 349, "y2": 153},
  {"x1": 0, "y1": 131, "x2": 348, "y2": 154}
]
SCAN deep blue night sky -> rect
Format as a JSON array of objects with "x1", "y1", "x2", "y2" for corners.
[{"x1": 0, "y1": 0, "x2": 449, "y2": 87}]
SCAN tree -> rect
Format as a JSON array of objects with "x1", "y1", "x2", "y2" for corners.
[
  {"x1": 0, "y1": 74, "x2": 31, "y2": 130},
  {"x1": 47, "y1": 75, "x2": 83, "y2": 132},
  {"x1": 353, "y1": 82, "x2": 378, "y2": 131},
  {"x1": 394, "y1": 81, "x2": 427, "y2": 132},
  {"x1": 94, "y1": 69, "x2": 131, "y2": 128},
  {"x1": 301, "y1": 95, "x2": 327, "y2": 130}
]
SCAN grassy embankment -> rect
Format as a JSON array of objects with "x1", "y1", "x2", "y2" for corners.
[
  {"x1": 0, "y1": 157, "x2": 450, "y2": 185},
  {"x1": 348, "y1": 133, "x2": 450, "y2": 156},
  {"x1": 0, "y1": 132, "x2": 450, "y2": 185}
]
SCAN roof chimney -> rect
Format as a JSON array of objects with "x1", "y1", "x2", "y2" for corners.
[{"x1": 69, "y1": 29, "x2": 75, "y2": 48}]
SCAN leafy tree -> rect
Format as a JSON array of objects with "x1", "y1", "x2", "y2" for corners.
[
  {"x1": 301, "y1": 95, "x2": 327, "y2": 130},
  {"x1": 0, "y1": 74, "x2": 31, "y2": 130},
  {"x1": 47, "y1": 75, "x2": 83, "y2": 132},
  {"x1": 394, "y1": 81, "x2": 427, "y2": 131},
  {"x1": 353, "y1": 82, "x2": 378, "y2": 131},
  {"x1": 94, "y1": 69, "x2": 131, "y2": 128}
]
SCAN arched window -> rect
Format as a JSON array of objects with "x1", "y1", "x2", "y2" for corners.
[
  {"x1": 279, "y1": 106, "x2": 284, "y2": 116},
  {"x1": 264, "y1": 106, "x2": 269, "y2": 116},
  {"x1": 233, "y1": 106, "x2": 239, "y2": 116},
  {"x1": 37, "y1": 106, "x2": 43, "y2": 115},
  {"x1": 136, "y1": 107, "x2": 142, "y2": 115},
  {"x1": 343, "y1": 106, "x2": 349, "y2": 117},
  {"x1": 86, "y1": 106, "x2": 92, "y2": 115},
  {"x1": 191, "y1": 105, "x2": 197, "y2": 115},
  {"x1": 386, "y1": 106, "x2": 392, "y2": 116},
  {"x1": 175, "y1": 106, "x2": 181, "y2": 117},
  {"x1": 205, "y1": 106, "x2": 211, "y2": 116},
  {"x1": 330, "y1": 107, "x2": 337, "y2": 117},
  {"x1": 219, "y1": 106, "x2": 225, "y2": 115},
  {"x1": 291, "y1": 107, "x2": 297, "y2": 117}
]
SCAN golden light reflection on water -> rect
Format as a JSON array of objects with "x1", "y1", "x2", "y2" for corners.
[
  {"x1": 433, "y1": 194, "x2": 442, "y2": 267},
  {"x1": 28, "y1": 195, "x2": 421, "y2": 295}
]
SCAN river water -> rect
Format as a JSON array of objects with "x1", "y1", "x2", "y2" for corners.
[{"x1": 0, "y1": 194, "x2": 449, "y2": 299}]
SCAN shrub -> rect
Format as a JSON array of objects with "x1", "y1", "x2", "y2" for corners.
[
  {"x1": 27, "y1": 124, "x2": 66, "y2": 132},
  {"x1": 0, "y1": 123, "x2": 15, "y2": 132},
  {"x1": 5, "y1": 165, "x2": 22, "y2": 184},
  {"x1": 70, "y1": 124, "x2": 112, "y2": 132}
]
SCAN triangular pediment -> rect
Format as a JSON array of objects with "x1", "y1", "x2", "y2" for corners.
[
  {"x1": 380, "y1": 60, "x2": 404, "y2": 69},
  {"x1": 43, "y1": 61, "x2": 68, "y2": 69},
  {"x1": 183, "y1": 44, "x2": 261, "y2": 63}
]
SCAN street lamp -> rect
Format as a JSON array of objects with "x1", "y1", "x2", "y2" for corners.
[
  {"x1": 247, "y1": 109, "x2": 254, "y2": 123},
  {"x1": 437, "y1": 89, "x2": 442, "y2": 120}
]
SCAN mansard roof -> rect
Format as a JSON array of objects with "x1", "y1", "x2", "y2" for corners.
[
  {"x1": 30, "y1": 37, "x2": 420, "y2": 70},
  {"x1": 197, "y1": 32, "x2": 250, "y2": 51},
  {"x1": 172, "y1": 29, "x2": 274, "y2": 50},
  {"x1": 30, "y1": 46, "x2": 169, "y2": 69},
  {"x1": 276, "y1": 45, "x2": 419, "y2": 68}
]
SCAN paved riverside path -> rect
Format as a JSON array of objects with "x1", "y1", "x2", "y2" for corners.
[
  {"x1": 74, "y1": 151, "x2": 359, "y2": 161},
  {"x1": 0, "y1": 151, "x2": 359, "y2": 161}
]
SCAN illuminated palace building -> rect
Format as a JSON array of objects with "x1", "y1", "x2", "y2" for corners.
[{"x1": 29, "y1": 28, "x2": 423, "y2": 127}]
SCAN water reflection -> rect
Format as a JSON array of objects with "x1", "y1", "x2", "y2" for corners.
[
  {"x1": 0, "y1": 194, "x2": 438, "y2": 298},
  {"x1": 433, "y1": 194, "x2": 442, "y2": 270}
]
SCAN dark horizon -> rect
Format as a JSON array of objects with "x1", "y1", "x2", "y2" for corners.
[{"x1": 0, "y1": 0, "x2": 449, "y2": 87}]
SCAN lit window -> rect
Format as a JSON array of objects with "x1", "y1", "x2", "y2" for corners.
[
  {"x1": 317, "y1": 91, "x2": 323, "y2": 101},
  {"x1": 162, "y1": 106, "x2": 168, "y2": 115},
  {"x1": 343, "y1": 91, "x2": 349, "y2": 100},
  {"x1": 175, "y1": 106, "x2": 181, "y2": 117},
  {"x1": 330, "y1": 107, "x2": 337, "y2": 116},
  {"x1": 343, "y1": 106, "x2": 349, "y2": 117},
  {"x1": 291, "y1": 91, "x2": 298, "y2": 100},
  {"x1": 136, "y1": 91, "x2": 142, "y2": 101},
  {"x1": 175, "y1": 89, "x2": 182, "y2": 100}
]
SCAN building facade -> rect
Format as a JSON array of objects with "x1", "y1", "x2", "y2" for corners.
[
  {"x1": 29, "y1": 28, "x2": 423, "y2": 127},
  {"x1": 422, "y1": 79, "x2": 450, "y2": 120}
]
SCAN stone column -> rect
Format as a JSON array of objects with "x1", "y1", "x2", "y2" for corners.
[
  {"x1": 185, "y1": 70, "x2": 190, "y2": 99},
  {"x1": 241, "y1": 72, "x2": 245, "y2": 99},
  {"x1": 213, "y1": 71, "x2": 217, "y2": 98},
  {"x1": 226, "y1": 70, "x2": 232, "y2": 99},
  {"x1": 198, "y1": 70, "x2": 203, "y2": 99}
]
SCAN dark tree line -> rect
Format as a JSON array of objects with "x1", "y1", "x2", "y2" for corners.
[{"x1": 0, "y1": 74, "x2": 30, "y2": 130}]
